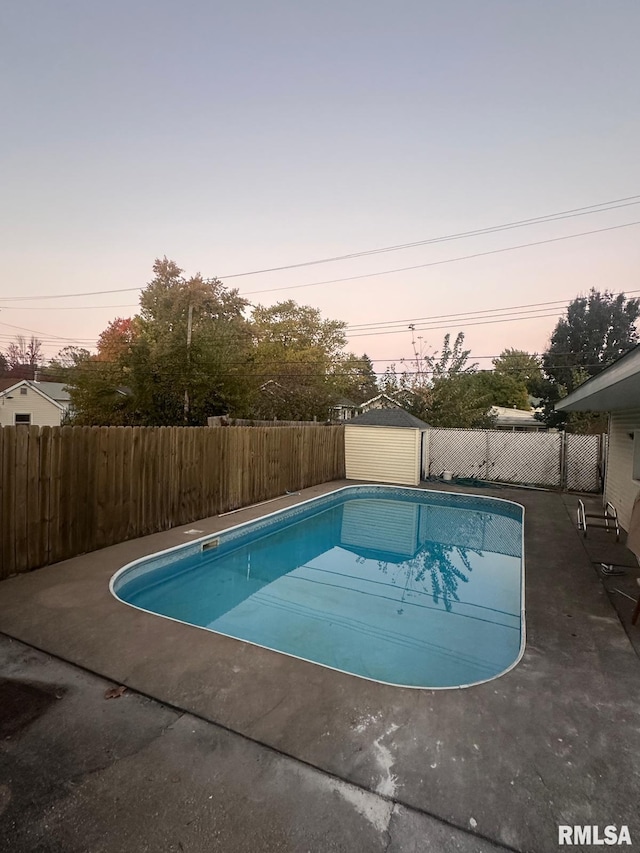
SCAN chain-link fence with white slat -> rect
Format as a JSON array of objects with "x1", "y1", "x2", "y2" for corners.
[{"x1": 422, "y1": 428, "x2": 605, "y2": 492}]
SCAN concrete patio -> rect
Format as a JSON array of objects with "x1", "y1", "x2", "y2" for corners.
[{"x1": 1, "y1": 481, "x2": 640, "y2": 852}]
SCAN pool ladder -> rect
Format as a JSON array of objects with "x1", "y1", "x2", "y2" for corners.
[{"x1": 577, "y1": 499, "x2": 620, "y2": 542}]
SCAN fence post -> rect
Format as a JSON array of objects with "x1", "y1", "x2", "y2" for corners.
[
  {"x1": 559, "y1": 431, "x2": 567, "y2": 491},
  {"x1": 485, "y1": 431, "x2": 491, "y2": 481},
  {"x1": 422, "y1": 429, "x2": 431, "y2": 479},
  {"x1": 598, "y1": 432, "x2": 608, "y2": 494}
]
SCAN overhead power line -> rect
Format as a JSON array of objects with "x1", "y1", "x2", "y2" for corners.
[
  {"x1": 344, "y1": 294, "x2": 640, "y2": 333},
  {"x1": 345, "y1": 288, "x2": 640, "y2": 334},
  {"x1": 3, "y1": 288, "x2": 639, "y2": 343},
  {"x1": 28, "y1": 358, "x2": 594, "y2": 373},
  {"x1": 0, "y1": 304, "x2": 140, "y2": 311},
  {"x1": 347, "y1": 310, "x2": 574, "y2": 338},
  {"x1": 217, "y1": 195, "x2": 640, "y2": 279},
  {"x1": 0, "y1": 336, "x2": 605, "y2": 364},
  {"x1": 0, "y1": 197, "x2": 639, "y2": 304},
  {"x1": 0, "y1": 309, "x2": 561, "y2": 346},
  {"x1": 3, "y1": 287, "x2": 640, "y2": 350},
  {"x1": 30, "y1": 363, "x2": 624, "y2": 383},
  {"x1": 0, "y1": 319, "x2": 95, "y2": 343},
  {"x1": 240, "y1": 221, "x2": 640, "y2": 296}
]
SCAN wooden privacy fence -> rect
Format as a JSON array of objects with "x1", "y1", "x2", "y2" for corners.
[
  {"x1": 207, "y1": 416, "x2": 322, "y2": 427},
  {"x1": 0, "y1": 424, "x2": 345, "y2": 579}
]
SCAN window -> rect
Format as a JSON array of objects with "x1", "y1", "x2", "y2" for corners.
[
  {"x1": 15, "y1": 413, "x2": 31, "y2": 425},
  {"x1": 20, "y1": 387, "x2": 28, "y2": 395}
]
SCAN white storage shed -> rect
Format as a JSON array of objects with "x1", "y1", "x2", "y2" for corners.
[{"x1": 344, "y1": 408, "x2": 430, "y2": 486}]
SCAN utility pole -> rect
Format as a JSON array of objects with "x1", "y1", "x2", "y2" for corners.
[{"x1": 184, "y1": 303, "x2": 193, "y2": 423}]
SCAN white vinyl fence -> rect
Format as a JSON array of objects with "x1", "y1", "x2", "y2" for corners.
[{"x1": 422, "y1": 428, "x2": 605, "y2": 492}]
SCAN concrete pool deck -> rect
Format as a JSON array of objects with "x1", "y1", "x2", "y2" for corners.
[{"x1": 2, "y1": 481, "x2": 640, "y2": 851}]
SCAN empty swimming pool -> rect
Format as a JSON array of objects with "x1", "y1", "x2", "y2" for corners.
[{"x1": 111, "y1": 486, "x2": 525, "y2": 689}]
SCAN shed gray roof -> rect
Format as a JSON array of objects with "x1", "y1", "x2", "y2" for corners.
[{"x1": 346, "y1": 408, "x2": 430, "y2": 429}]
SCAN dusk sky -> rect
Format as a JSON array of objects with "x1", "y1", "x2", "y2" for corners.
[{"x1": 1, "y1": 1, "x2": 639, "y2": 372}]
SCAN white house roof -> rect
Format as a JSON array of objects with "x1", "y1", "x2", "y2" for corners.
[
  {"x1": 555, "y1": 345, "x2": 640, "y2": 412},
  {"x1": 360, "y1": 393, "x2": 402, "y2": 408}
]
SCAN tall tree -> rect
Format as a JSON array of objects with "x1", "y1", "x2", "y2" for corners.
[
  {"x1": 131, "y1": 257, "x2": 252, "y2": 424},
  {"x1": 544, "y1": 289, "x2": 640, "y2": 392},
  {"x1": 96, "y1": 317, "x2": 140, "y2": 362},
  {"x1": 423, "y1": 332, "x2": 477, "y2": 379},
  {"x1": 49, "y1": 346, "x2": 92, "y2": 370},
  {"x1": 470, "y1": 371, "x2": 530, "y2": 410},
  {"x1": 381, "y1": 332, "x2": 494, "y2": 427},
  {"x1": 427, "y1": 374, "x2": 496, "y2": 428},
  {"x1": 65, "y1": 359, "x2": 137, "y2": 425},
  {"x1": 539, "y1": 289, "x2": 640, "y2": 430},
  {"x1": 59, "y1": 339, "x2": 137, "y2": 426},
  {"x1": 45, "y1": 346, "x2": 92, "y2": 382},
  {"x1": 66, "y1": 258, "x2": 254, "y2": 425},
  {"x1": 329, "y1": 353, "x2": 379, "y2": 404},
  {"x1": 250, "y1": 300, "x2": 347, "y2": 420},
  {"x1": 493, "y1": 349, "x2": 544, "y2": 397}
]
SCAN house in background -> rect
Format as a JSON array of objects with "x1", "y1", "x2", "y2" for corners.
[
  {"x1": 330, "y1": 393, "x2": 403, "y2": 422},
  {"x1": 555, "y1": 344, "x2": 640, "y2": 530},
  {"x1": 359, "y1": 393, "x2": 402, "y2": 413},
  {"x1": 329, "y1": 397, "x2": 359, "y2": 422},
  {"x1": 0, "y1": 380, "x2": 72, "y2": 427},
  {"x1": 491, "y1": 405, "x2": 546, "y2": 432}
]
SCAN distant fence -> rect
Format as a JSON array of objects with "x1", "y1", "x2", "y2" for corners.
[
  {"x1": 422, "y1": 428, "x2": 605, "y2": 491},
  {"x1": 0, "y1": 425, "x2": 345, "y2": 579},
  {"x1": 207, "y1": 416, "x2": 323, "y2": 427}
]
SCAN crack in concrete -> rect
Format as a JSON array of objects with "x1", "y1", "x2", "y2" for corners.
[
  {"x1": 246, "y1": 694, "x2": 288, "y2": 729},
  {"x1": 383, "y1": 803, "x2": 400, "y2": 853},
  {"x1": 60, "y1": 708, "x2": 185, "y2": 791},
  {"x1": 535, "y1": 768, "x2": 551, "y2": 792}
]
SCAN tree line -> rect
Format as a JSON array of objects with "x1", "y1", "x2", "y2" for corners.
[{"x1": 2, "y1": 258, "x2": 638, "y2": 432}]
